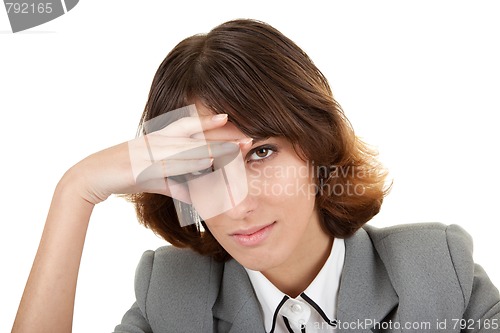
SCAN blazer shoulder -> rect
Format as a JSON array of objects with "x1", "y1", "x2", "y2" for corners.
[
  {"x1": 363, "y1": 222, "x2": 474, "y2": 271},
  {"x1": 364, "y1": 221, "x2": 448, "y2": 240},
  {"x1": 139, "y1": 245, "x2": 214, "y2": 272},
  {"x1": 135, "y1": 246, "x2": 213, "y2": 299},
  {"x1": 133, "y1": 246, "x2": 223, "y2": 332},
  {"x1": 361, "y1": 223, "x2": 500, "y2": 322},
  {"x1": 364, "y1": 222, "x2": 473, "y2": 253},
  {"x1": 363, "y1": 223, "x2": 476, "y2": 305}
]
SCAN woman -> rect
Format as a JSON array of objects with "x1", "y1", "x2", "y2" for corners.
[{"x1": 12, "y1": 19, "x2": 500, "y2": 333}]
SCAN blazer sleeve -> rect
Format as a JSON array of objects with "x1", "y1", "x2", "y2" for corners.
[
  {"x1": 113, "y1": 250, "x2": 155, "y2": 333},
  {"x1": 446, "y1": 224, "x2": 500, "y2": 332}
]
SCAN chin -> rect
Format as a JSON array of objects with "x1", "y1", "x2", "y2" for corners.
[
  {"x1": 233, "y1": 253, "x2": 270, "y2": 271},
  {"x1": 235, "y1": 251, "x2": 284, "y2": 272}
]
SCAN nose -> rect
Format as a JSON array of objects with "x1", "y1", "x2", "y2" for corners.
[
  {"x1": 224, "y1": 189, "x2": 259, "y2": 220},
  {"x1": 187, "y1": 146, "x2": 257, "y2": 221},
  {"x1": 222, "y1": 157, "x2": 261, "y2": 220}
]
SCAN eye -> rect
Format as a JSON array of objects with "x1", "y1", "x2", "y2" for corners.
[{"x1": 248, "y1": 146, "x2": 276, "y2": 162}]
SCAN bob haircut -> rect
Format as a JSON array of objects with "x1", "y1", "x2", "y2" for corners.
[{"x1": 127, "y1": 19, "x2": 390, "y2": 262}]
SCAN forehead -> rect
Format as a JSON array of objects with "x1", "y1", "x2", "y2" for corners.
[
  {"x1": 194, "y1": 100, "x2": 217, "y2": 117},
  {"x1": 194, "y1": 100, "x2": 248, "y2": 141}
]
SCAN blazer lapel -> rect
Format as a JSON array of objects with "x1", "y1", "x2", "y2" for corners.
[
  {"x1": 336, "y1": 227, "x2": 400, "y2": 332},
  {"x1": 212, "y1": 227, "x2": 399, "y2": 333},
  {"x1": 212, "y1": 258, "x2": 266, "y2": 332}
]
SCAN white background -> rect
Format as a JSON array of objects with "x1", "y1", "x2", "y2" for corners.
[{"x1": 1, "y1": 1, "x2": 499, "y2": 331}]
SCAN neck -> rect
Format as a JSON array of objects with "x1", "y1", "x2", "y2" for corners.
[{"x1": 262, "y1": 222, "x2": 333, "y2": 298}]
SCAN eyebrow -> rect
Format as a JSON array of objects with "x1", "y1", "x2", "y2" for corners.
[
  {"x1": 251, "y1": 138, "x2": 266, "y2": 146},
  {"x1": 247, "y1": 138, "x2": 277, "y2": 151}
]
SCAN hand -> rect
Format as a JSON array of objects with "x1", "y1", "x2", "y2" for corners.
[{"x1": 65, "y1": 114, "x2": 243, "y2": 205}]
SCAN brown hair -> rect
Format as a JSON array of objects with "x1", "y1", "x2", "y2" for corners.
[{"x1": 127, "y1": 19, "x2": 390, "y2": 261}]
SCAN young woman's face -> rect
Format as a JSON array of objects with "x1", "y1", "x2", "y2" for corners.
[{"x1": 191, "y1": 103, "x2": 330, "y2": 273}]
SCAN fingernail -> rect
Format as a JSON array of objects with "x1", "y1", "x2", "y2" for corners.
[
  {"x1": 237, "y1": 138, "x2": 253, "y2": 145},
  {"x1": 212, "y1": 114, "x2": 228, "y2": 121}
]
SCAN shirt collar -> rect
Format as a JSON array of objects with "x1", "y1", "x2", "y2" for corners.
[{"x1": 245, "y1": 238, "x2": 345, "y2": 332}]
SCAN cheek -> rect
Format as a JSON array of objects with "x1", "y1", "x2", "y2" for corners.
[
  {"x1": 187, "y1": 173, "x2": 232, "y2": 220},
  {"x1": 203, "y1": 216, "x2": 224, "y2": 234},
  {"x1": 256, "y1": 167, "x2": 316, "y2": 206},
  {"x1": 203, "y1": 215, "x2": 234, "y2": 248}
]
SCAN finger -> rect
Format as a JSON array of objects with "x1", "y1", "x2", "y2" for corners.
[
  {"x1": 190, "y1": 121, "x2": 249, "y2": 142},
  {"x1": 168, "y1": 141, "x2": 240, "y2": 160},
  {"x1": 141, "y1": 139, "x2": 240, "y2": 162},
  {"x1": 165, "y1": 179, "x2": 192, "y2": 204},
  {"x1": 140, "y1": 178, "x2": 192, "y2": 203},
  {"x1": 135, "y1": 158, "x2": 214, "y2": 183},
  {"x1": 160, "y1": 114, "x2": 228, "y2": 137},
  {"x1": 129, "y1": 137, "x2": 240, "y2": 183}
]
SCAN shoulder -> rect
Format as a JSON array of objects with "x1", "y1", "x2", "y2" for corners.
[
  {"x1": 136, "y1": 245, "x2": 215, "y2": 279},
  {"x1": 135, "y1": 245, "x2": 222, "y2": 297},
  {"x1": 362, "y1": 222, "x2": 474, "y2": 273},
  {"x1": 362, "y1": 222, "x2": 475, "y2": 303},
  {"x1": 359, "y1": 222, "x2": 500, "y2": 321},
  {"x1": 133, "y1": 246, "x2": 223, "y2": 326},
  {"x1": 364, "y1": 222, "x2": 471, "y2": 245},
  {"x1": 363, "y1": 222, "x2": 473, "y2": 261}
]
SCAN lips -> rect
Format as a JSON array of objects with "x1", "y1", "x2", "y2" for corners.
[
  {"x1": 231, "y1": 222, "x2": 274, "y2": 236},
  {"x1": 230, "y1": 222, "x2": 276, "y2": 247}
]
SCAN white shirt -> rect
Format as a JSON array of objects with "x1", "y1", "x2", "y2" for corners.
[{"x1": 245, "y1": 238, "x2": 345, "y2": 333}]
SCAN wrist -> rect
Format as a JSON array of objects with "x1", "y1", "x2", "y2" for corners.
[{"x1": 57, "y1": 165, "x2": 99, "y2": 206}]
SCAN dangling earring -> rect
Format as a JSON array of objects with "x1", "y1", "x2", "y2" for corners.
[{"x1": 173, "y1": 199, "x2": 202, "y2": 228}]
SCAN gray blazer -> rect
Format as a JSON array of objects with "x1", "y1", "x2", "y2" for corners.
[{"x1": 114, "y1": 223, "x2": 500, "y2": 332}]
